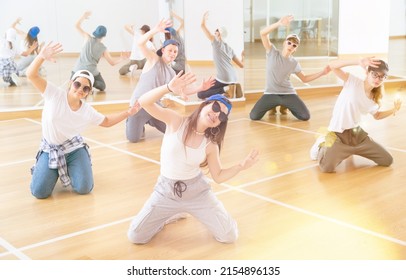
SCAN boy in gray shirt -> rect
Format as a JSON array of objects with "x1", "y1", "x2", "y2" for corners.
[{"x1": 249, "y1": 15, "x2": 330, "y2": 121}]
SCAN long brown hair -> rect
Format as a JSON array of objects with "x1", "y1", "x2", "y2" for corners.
[
  {"x1": 367, "y1": 60, "x2": 388, "y2": 106},
  {"x1": 25, "y1": 34, "x2": 39, "y2": 55},
  {"x1": 184, "y1": 100, "x2": 229, "y2": 167}
]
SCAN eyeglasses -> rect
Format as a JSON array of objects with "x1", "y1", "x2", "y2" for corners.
[
  {"x1": 212, "y1": 101, "x2": 229, "y2": 122},
  {"x1": 370, "y1": 71, "x2": 387, "y2": 81},
  {"x1": 286, "y1": 41, "x2": 298, "y2": 48},
  {"x1": 72, "y1": 81, "x2": 91, "y2": 94}
]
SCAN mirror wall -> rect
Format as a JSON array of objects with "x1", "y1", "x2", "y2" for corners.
[
  {"x1": 1, "y1": 0, "x2": 404, "y2": 112},
  {"x1": 1, "y1": 0, "x2": 244, "y2": 111},
  {"x1": 244, "y1": 0, "x2": 340, "y2": 93}
]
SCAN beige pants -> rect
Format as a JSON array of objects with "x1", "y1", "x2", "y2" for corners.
[
  {"x1": 318, "y1": 127, "x2": 393, "y2": 173},
  {"x1": 127, "y1": 173, "x2": 238, "y2": 244}
]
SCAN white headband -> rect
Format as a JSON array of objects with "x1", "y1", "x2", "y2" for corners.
[{"x1": 71, "y1": 70, "x2": 94, "y2": 87}]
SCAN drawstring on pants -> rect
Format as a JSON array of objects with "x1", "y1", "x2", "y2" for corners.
[{"x1": 173, "y1": 181, "x2": 187, "y2": 198}]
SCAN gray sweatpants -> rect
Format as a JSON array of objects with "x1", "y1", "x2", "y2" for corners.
[
  {"x1": 249, "y1": 94, "x2": 310, "y2": 121},
  {"x1": 127, "y1": 173, "x2": 238, "y2": 244},
  {"x1": 318, "y1": 127, "x2": 393, "y2": 173},
  {"x1": 125, "y1": 108, "x2": 166, "y2": 143}
]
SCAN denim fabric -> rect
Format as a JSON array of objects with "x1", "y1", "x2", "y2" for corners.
[{"x1": 30, "y1": 147, "x2": 94, "y2": 199}]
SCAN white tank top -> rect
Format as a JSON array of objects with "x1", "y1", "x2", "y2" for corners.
[{"x1": 160, "y1": 119, "x2": 208, "y2": 180}]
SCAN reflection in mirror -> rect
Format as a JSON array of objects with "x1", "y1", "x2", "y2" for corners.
[
  {"x1": 1, "y1": 0, "x2": 160, "y2": 112},
  {"x1": 244, "y1": 0, "x2": 340, "y2": 93},
  {"x1": 166, "y1": 0, "x2": 245, "y2": 105},
  {"x1": 1, "y1": 0, "x2": 244, "y2": 112}
]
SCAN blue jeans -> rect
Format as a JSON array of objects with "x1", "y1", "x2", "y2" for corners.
[{"x1": 30, "y1": 147, "x2": 94, "y2": 199}]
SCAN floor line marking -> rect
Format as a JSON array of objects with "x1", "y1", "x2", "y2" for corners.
[{"x1": 0, "y1": 237, "x2": 31, "y2": 260}]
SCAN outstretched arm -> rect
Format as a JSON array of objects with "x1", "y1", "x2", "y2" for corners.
[
  {"x1": 138, "y1": 72, "x2": 197, "y2": 126},
  {"x1": 206, "y1": 146, "x2": 259, "y2": 183},
  {"x1": 260, "y1": 15, "x2": 293, "y2": 52},
  {"x1": 11, "y1": 17, "x2": 26, "y2": 36},
  {"x1": 99, "y1": 102, "x2": 140, "y2": 127},
  {"x1": 26, "y1": 42, "x2": 63, "y2": 93},
  {"x1": 75, "y1": 11, "x2": 92, "y2": 40},
  {"x1": 102, "y1": 51, "x2": 129, "y2": 66},
  {"x1": 329, "y1": 57, "x2": 382, "y2": 82},
  {"x1": 139, "y1": 19, "x2": 172, "y2": 64},
  {"x1": 296, "y1": 65, "x2": 331, "y2": 83},
  {"x1": 171, "y1": 10, "x2": 184, "y2": 33},
  {"x1": 373, "y1": 98, "x2": 402, "y2": 120},
  {"x1": 124, "y1": 24, "x2": 135, "y2": 36},
  {"x1": 232, "y1": 55, "x2": 244, "y2": 68},
  {"x1": 201, "y1": 11, "x2": 215, "y2": 42}
]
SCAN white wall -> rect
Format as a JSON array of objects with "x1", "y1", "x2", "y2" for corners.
[
  {"x1": 1, "y1": 0, "x2": 243, "y2": 61},
  {"x1": 389, "y1": 0, "x2": 406, "y2": 36},
  {"x1": 338, "y1": 0, "x2": 391, "y2": 55},
  {"x1": 183, "y1": 0, "x2": 244, "y2": 61},
  {"x1": 1, "y1": 0, "x2": 160, "y2": 53}
]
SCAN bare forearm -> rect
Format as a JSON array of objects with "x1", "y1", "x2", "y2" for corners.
[
  {"x1": 374, "y1": 108, "x2": 398, "y2": 120},
  {"x1": 260, "y1": 22, "x2": 281, "y2": 37},
  {"x1": 302, "y1": 70, "x2": 325, "y2": 83},
  {"x1": 100, "y1": 110, "x2": 130, "y2": 127},
  {"x1": 329, "y1": 59, "x2": 359, "y2": 69},
  {"x1": 211, "y1": 164, "x2": 243, "y2": 184},
  {"x1": 138, "y1": 84, "x2": 169, "y2": 108}
]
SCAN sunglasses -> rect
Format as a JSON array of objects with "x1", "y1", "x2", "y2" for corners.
[
  {"x1": 212, "y1": 101, "x2": 229, "y2": 122},
  {"x1": 72, "y1": 81, "x2": 91, "y2": 94},
  {"x1": 370, "y1": 71, "x2": 387, "y2": 81},
  {"x1": 286, "y1": 41, "x2": 298, "y2": 48}
]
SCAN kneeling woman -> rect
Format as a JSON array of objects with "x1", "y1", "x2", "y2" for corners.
[
  {"x1": 310, "y1": 57, "x2": 401, "y2": 172},
  {"x1": 27, "y1": 42, "x2": 139, "y2": 199},
  {"x1": 127, "y1": 72, "x2": 259, "y2": 244}
]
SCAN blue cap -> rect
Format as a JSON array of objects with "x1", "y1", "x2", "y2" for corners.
[
  {"x1": 165, "y1": 27, "x2": 177, "y2": 36},
  {"x1": 206, "y1": 94, "x2": 232, "y2": 114},
  {"x1": 28, "y1": 26, "x2": 40, "y2": 38},
  {"x1": 156, "y1": 39, "x2": 179, "y2": 56},
  {"x1": 92, "y1": 25, "x2": 107, "y2": 38}
]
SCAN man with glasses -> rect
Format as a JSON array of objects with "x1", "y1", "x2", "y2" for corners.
[{"x1": 249, "y1": 15, "x2": 330, "y2": 121}]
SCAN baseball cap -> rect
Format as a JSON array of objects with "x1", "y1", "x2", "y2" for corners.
[
  {"x1": 92, "y1": 25, "x2": 107, "y2": 38},
  {"x1": 156, "y1": 39, "x2": 179, "y2": 56},
  {"x1": 286, "y1": 33, "x2": 300, "y2": 44},
  {"x1": 71, "y1": 70, "x2": 94, "y2": 87},
  {"x1": 28, "y1": 26, "x2": 40, "y2": 39}
]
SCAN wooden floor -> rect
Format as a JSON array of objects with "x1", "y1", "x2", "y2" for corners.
[{"x1": 1, "y1": 83, "x2": 406, "y2": 260}]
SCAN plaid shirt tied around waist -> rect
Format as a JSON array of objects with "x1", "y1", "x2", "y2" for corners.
[{"x1": 31, "y1": 136, "x2": 90, "y2": 187}]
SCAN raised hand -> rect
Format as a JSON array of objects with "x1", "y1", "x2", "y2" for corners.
[
  {"x1": 155, "y1": 18, "x2": 173, "y2": 33},
  {"x1": 39, "y1": 42, "x2": 63, "y2": 63},
  {"x1": 168, "y1": 71, "x2": 197, "y2": 98},
  {"x1": 360, "y1": 57, "x2": 381, "y2": 69},
  {"x1": 82, "y1": 11, "x2": 92, "y2": 20},
  {"x1": 279, "y1": 15, "x2": 294, "y2": 27},
  {"x1": 200, "y1": 76, "x2": 215, "y2": 92},
  {"x1": 127, "y1": 100, "x2": 141, "y2": 116},
  {"x1": 239, "y1": 149, "x2": 260, "y2": 170}
]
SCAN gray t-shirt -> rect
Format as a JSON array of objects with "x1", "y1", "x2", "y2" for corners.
[
  {"x1": 212, "y1": 39, "x2": 237, "y2": 84},
  {"x1": 171, "y1": 33, "x2": 186, "y2": 72},
  {"x1": 130, "y1": 58, "x2": 176, "y2": 106},
  {"x1": 73, "y1": 37, "x2": 107, "y2": 76},
  {"x1": 265, "y1": 45, "x2": 301, "y2": 94}
]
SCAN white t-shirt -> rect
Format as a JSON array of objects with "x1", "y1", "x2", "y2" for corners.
[
  {"x1": 41, "y1": 82, "x2": 105, "y2": 153},
  {"x1": 328, "y1": 74, "x2": 379, "y2": 133},
  {"x1": 0, "y1": 37, "x2": 20, "y2": 58},
  {"x1": 130, "y1": 32, "x2": 155, "y2": 60}
]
